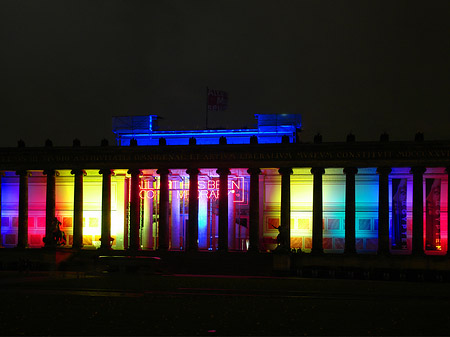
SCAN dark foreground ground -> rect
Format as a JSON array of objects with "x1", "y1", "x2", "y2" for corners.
[{"x1": 0, "y1": 269, "x2": 449, "y2": 336}]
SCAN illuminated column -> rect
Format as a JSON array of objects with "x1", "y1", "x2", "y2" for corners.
[
  {"x1": 377, "y1": 167, "x2": 391, "y2": 255},
  {"x1": 0, "y1": 172, "x2": 2, "y2": 247},
  {"x1": 128, "y1": 169, "x2": 141, "y2": 251},
  {"x1": 16, "y1": 170, "x2": 29, "y2": 249},
  {"x1": 247, "y1": 168, "x2": 261, "y2": 252},
  {"x1": 43, "y1": 169, "x2": 56, "y2": 248},
  {"x1": 411, "y1": 166, "x2": 426, "y2": 255},
  {"x1": 447, "y1": 167, "x2": 450, "y2": 257},
  {"x1": 311, "y1": 167, "x2": 325, "y2": 254},
  {"x1": 344, "y1": 167, "x2": 358, "y2": 254},
  {"x1": 279, "y1": 167, "x2": 293, "y2": 252},
  {"x1": 71, "y1": 169, "x2": 84, "y2": 249},
  {"x1": 171, "y1": 178, "x2": 181, "y2": 250},
  {"x1": 99, "y1": 169, "x2": 113, "y2": 250},
  {"x1": 186, "y1": 168, "x2": 199, "y2": 251},
  {"x1": 217, "y1": 168, "x2": 230, "y2": 252},
  {"x1": 157, "y1": 169, "x2": 170, "y2": 251}
]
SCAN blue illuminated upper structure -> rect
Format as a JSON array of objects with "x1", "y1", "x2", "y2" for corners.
[{"x1": 112, "y1": 114, "x2": 302, "y2": 146}]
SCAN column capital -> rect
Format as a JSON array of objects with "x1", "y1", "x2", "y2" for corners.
[
  {"x1": 278, "y1": 167, "x2": 293, "y2": 175},
  {"x1": 43, "y1": 169, "x2": 56, "y2": 176},
  {"x1": 343, "y1": 167, "x2": 358, "y2": 175},
  {"x1": 311, "y1": 167, "x2": 325, "y2": 175},
  {"x1": 410, "y1": 166, "x2": 426, "y2": 175},
  {"x1": 127, "y1": 168, "x2": 142, "y2": 176},
  {"x1": 156, "y1": 168, "x2": 170, "y2": 176},
  {"x1": 15, "y1": 170, "x2": 31, "y2": 177},
  {"x1": 376, "y1": 167, "x2": 392, "y2": 175},
  {"x1": 71, "y1": 169, "x2": 86, "y2": 176},
  {"x1": 247, "y1": 168, "x2": 261, "y2": 175},
  {"x1": 186, "y1": 168, "x2": 200, "y2": 176},
  {"x1": 99, "y1": 169, "x2": 114, "y2": 176},
  {"x1": 216, "y1": 168, "x2": 231, "y2": 176}
]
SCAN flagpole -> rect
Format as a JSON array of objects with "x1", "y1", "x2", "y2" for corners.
[{"x1": 206, "y1": 86, "x2": 209, "y2": 129}]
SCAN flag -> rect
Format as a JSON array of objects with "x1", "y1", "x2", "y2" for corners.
[{"x1": 207, "y1": 88, "x2": 228, "y2": 111}]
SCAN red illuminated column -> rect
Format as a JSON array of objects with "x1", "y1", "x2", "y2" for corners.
[
  {"x1": 186, "y1": 168, "x2": 199, "y2": 251},
  {"x1": 16, "y1": 170, "x2": 29, "y2": 249},
  {"x1": 278, "y1": 167, "x2": 293, "y2": 252},
  {"x1": 377, "y1": 167, "x2": 391, "y2": 255},
  {"x1": 447, "y1": 167, "x2": 450, "y2": 257},
  {"x1": 217, "y1": 168, "x2": 230, "y2": 252},
  {"x1": 247, "y1": 168, "x2": 261, "y2": 252},
  {"x1": 311, "y1": 167, "x2": 325, "y2": 254},
  {"x1": 411, "y1": 166, "x2": 426, "y2": 255},
  {"x1": 43, "y1": 169, "x2": 56, "y2": 248},
  {"x1": 157, "y1": 169, "x2": 170, "y2": 251},
  {"x1": 99, "y1": 169, "x2": 113, "y2": 250},
  {"x1": 344, "y1": 167, "x2": 358, "y2": 254},
  {"x1": 71, "y1": 169, "x2": 84, "y2": 249},
  {"x1": 128, "y1": 169, "x2": 142, "y2": 251}
]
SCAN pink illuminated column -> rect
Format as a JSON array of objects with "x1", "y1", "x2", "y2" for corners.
[
  {"x1": 447, "y1": 167, "x2": 450, "y2": 257},
  {"x1": 344, "y1": 167, "x2": 358, "y2": 254},
  {"x1": 186, "y1": 168, "x2": 199, "y2": 251},
  {"x1": 100, "y1": 169, "x2": 113, "y2": 250},
  {"x1": 311, "y1": 167, "x2": 325, "y2": 254},
  {"x1": 157, "y1": 169, "x2": 170, "y2": 251},
  {"x1": 128, "y1": 169, "x2": 141, "y2": 251},
  {"x1": 217, "y1": 168, "x2": 230, "y2": 252},
  {"x1": 377, "y1": 167, "x2": 391, "y2": 255},
  {"x1": 71, "y1": 169, "x2": 84, "y2": 249},
  {"x1": 16, "y1": 170, "x2": 29, "y2": 249},
  {"x1": 411, "y1": 166, "x2": 426, "y2": 255},
  {"x1": 278, "y1": 167, "x2": 293, "y2": 252},
  {"x1": 43, "y1": 169, "x2": 56, "y2": 248},
  {"x1": 247, "y1": 168, "x2": 261, "y2": 252}
]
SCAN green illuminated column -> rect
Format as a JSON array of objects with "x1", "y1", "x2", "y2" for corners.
[
  {"x1": 377, "y1": 167, "x2": 391, "y2": 255},
  {"x1": 99, "y1": 169, "x2": 113, "y2": 250},
  {"x1": 157, "y1": 169, "x2": 170, "y2": 251},
  {"x1": 247, "y1": 168, "x2": 261, "y2": 252},
  {"x1": 278, "y1": 167, "x2": 293, "y2": 252},
  {"x1": 186, "y1": 168, "x2": 199, "y2": 251},
  {"x1": 43, "y1": 169, "x2": 56, "y2": 248},
  {"x1": 344, "y1": 167, "x2": 358, "y2": 254},
  {"x1": 311, "y1": 167, "x2": 325, "y2": 254},
  {"x1": 411, "y1": 166, "x2": 426, "y2": 255},
  {"x1": 128, "y1": 169, "x2": 142, "y2": 251},
  {"x1": 71, "y1": 169, "x2": 84, "y2": 249},
  {"x1": 16, "y1": 170, "x2": 29, "y2": 249},
  {"x1": 217, "y1": 168, "x2": 230, "y2": 252}
]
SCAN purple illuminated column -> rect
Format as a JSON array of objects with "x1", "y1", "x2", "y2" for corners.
[
  {"x1": 278, "y1": 167, "x2": 293, "y2": 252},
  {"x1": 16, "y1": 170, "x2": 29, "y2": 249},
  {"x1": 311, "y1": 167, "x2": 325, "y2": 254},
  {"x1": 0, "y1": 172, "x2": 3, "y2": 247},
  {"x1": 377, "y1": 167, "x2": 391, "y2": 255},
  {"x1": 247, "y1": 168, "x2": 261, "y2": 252},
  {"x1": 99, "y1": 169, "x2": 113, "y2": 250},
  {"x1": 411, "y1": 166, "x2": 426, "y2": 255},
  {"x1": 128, "y1": 169, "x2": 141, "y2": 251},
  {"x1": 43, "y1": 169, "x2": 56, "y2": 248},
  {"x1": 157, "y1": 169, "x2": 170, "y2": 251},
  {"x1": 217, "y1": 168, "x2": 230, "y2": 252},
  {"x1": 344, "y1": 167, "x2": 358, "y2": 254},
  {"x1": 186, "y1": 168, "x2": 199, "y2": 251},
  {"x1": 71, "y1": 169, "x2": 84, "y2": 249}
]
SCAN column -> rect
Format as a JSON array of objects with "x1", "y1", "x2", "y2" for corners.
[
  {"x1": 411, "y1": 166, "x2": 426, "y2": 255},
  {"x1": 447, "y1": 167, "x2": 450, "y2": 257},
  {"x1": 217, "y1": 168, "x2": 230, "y2": 252},
  {"x1": 247, "y1": 168, "x2": 261, "y2": 252},
  {"x1": 344, "y1": 167, "x2": 358, "y2": 254},
  {"x1": 311, "y1": 167, "x2": 325, "y2": 254},
  {"x1": 377, "y1": 167, "x2": 391, "y2": 255},
  {"x1": 16, "y1": 170, "x2": 29, "y2": 249},
  {"x1": 170, "y1": 178, "x2": 181, "y2": 250},
  {"x1": 99, "y1": 169, "x2": 113, "y2": 250},
  {"x1": 278, "y1": 167, "x2": 293, "y2": 252},
  {"x1": 0, "y1": 172, "x2": 3, "y2": 247},
  {"x1": 157, "y1": 169, "x2": 170, "y2": 251},
  {"x1": 43, "y1": 169, "x2": 56, "y2": 248},
  {"x1": 128, "y1": 169, "x2": 141, "y2": 251},
  {"x1": 186, "y1": 168, "x2": 199, "y2": 251},
  {"x1": 71, "y1": 169, "x2": 84, "y2": 249}
]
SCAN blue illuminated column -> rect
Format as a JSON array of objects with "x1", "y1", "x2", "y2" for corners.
[
  {"x1": 71, "y1": 169, "x2": 84, "y2": 249},
  {"x1": 217, "y1": 168, "x2": 230, "y2": 252},
  {"x1": 311, "y1": 167, "x2": 325, "y2": 254},
  {"x1": 411, "y1": 166, "x2": 426, "y2": 255},
  {"x1": 16, "y1": 170, "x2": 29, "y2": 249},
  {"x1": 247, "y1": 168, "x2": 261, "y2": 252},
  {"x1": 157, "y1": 169, "x2": 170, "y2": 251},
  {"x1": 0, "y1": 172, "x2": 3, "y2": 248},
  {"x1": 100, "y1": 169, "x2": 113, "y2": 250},
  {"x1": 279, "y1": 167, "x2": 293, "y2": 252},
  {"x1": 128, "y1": 169, "x2": 142, "y2": 251},
  {"x1": 186, "y1": 168, "x2": 199, "y2": 251},
  {"x1": 377, "y1": 167, "x2": 391, "y2": 255},
  {"x1": 43, "y1": 169, "x2": 56, "y2": 248},
  {"x1": 344, "y1": 167, "x2": 358, "y2": 254}
]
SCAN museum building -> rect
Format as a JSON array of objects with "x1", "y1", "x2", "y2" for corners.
[{"x1": 0, "y1": 114, "x2": 449, "y2": 257}]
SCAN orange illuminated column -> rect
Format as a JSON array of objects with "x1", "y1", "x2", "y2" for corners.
[
  {"x1": 43, "y1": 169, "x2": 56, "y2": 248},
  {"x1": 411, "y1": 166, "x2": 426, "y2": 255},
  {"x1": 71, "y1": 169, "x2": 84, "y2": 249},
  {"x1": 279, "y1": 168, "x2": 293, "y2": 252},
  {"x1": 344, "y1": 167, "x2": 358, "y2": 254},
  {"x1": 186, "y1": 168, "x2": 199, "y2": 251},
  {"x1": 217, "y1": 168, "x2": 230, "y2": 252},
  {"x1": 311, "y1": 167, "x2": 325, "y2": 254},
  {"x1": 100, "y1": 169, "x2": 113, "y2": 250},
  {"x1": 16, "y1": 170, "x2": 29, "y2": 249},
  {"x1": 128, "y1": 169, "x2": 141, "y2": 251},
  {"x1": 157, "y1": 169, "x2": 170, "y2": 251},
  {"x1": 377, "y1": 167, "x2": 391, "y2": 255},
  {"x1": 247, "y1": 168, "x2": 261, "y2": 252}
]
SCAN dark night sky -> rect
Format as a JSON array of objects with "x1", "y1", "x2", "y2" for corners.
[{"x1": 0, "y1": 0, "x2": 449, "y2": 147}]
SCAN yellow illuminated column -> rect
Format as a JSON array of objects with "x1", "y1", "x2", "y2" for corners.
[{"x1": 99, "y1": 169, "x2": 113, "y2": 250}]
